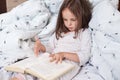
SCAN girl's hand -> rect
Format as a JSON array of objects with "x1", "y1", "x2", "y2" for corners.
[
  {"x1": 50, "y1": 52, "x2": 80, "y2": 63},
  {"x1": 10, "y1": 77, "x2": 19, "y2": 80},
  {"x1": 34, "y1": 37, "x2": 46, "y2": 56},
  {"x1": 49, "y1": 52, "x2": 65, "y2": 63}
]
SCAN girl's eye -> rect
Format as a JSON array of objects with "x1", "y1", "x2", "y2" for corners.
[
  {"x1": 71, "y1": 19, "x2": 76, "y2": 21},
  {"x1": 63, "y1": 19, "x2": 67, "y2": 21},
  {"x1": 63, "y1": 18, "x2": 76, "y2": 21}
]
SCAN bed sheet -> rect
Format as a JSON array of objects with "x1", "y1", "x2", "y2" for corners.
[{"x1": 0, "y1": 0, "x2": 120, "y2": 80}]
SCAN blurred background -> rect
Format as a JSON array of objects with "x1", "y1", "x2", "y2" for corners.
[
  {"x1": 0, "y1": 0, "x2": 26, "y2": 14},
  {"x1": 0, "y1": 0, "x2": 120, "y2": 14}
]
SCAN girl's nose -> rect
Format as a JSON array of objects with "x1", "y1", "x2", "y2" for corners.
[{"x1": 67, "y1": 21, "x2": 71, "y2": 26}]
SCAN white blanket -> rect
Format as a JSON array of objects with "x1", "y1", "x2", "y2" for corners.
[
  {"x1": 0, "y1": 0, "x2": 120, "y2": 80},
  {"x1": 0, "y1": 0, "x2": 63, "y2": 80},
  {"x1": 89, "y1": 0, "x2": 120, "y2": 80}
]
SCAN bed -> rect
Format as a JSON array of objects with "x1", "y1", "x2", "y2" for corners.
[{"x1": 0, "y1": 0, "x2": 120, "y2": 80}]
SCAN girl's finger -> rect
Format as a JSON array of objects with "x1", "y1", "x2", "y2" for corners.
[
  {"x1": 50, "y1": 57, "x2": 55, "y2": 62},
  {"x1": 55, "y1": 57, "x2": 60, "y2": 64},
  {"x1": 49, "y1": 54, "x2": 54, "y2": 57},
  {"x1": 50, "y1": 55, "x2": 56, "y2": 62},
  {"x1": 34, "y1": 49, "x2": 39, "y2": 56},
  {"x1": 34, "y1": 46, "x2": 40, "y2": 56},
  {"x1": 59, "y1": 57, "x2": 62, "y2": 63}
]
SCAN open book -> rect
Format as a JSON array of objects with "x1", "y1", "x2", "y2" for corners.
[{"x1": 5, "y1": 53, "x2": 75, "y2": 80}]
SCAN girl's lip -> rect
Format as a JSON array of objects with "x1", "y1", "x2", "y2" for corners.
[
  {"x1": 69, "y1": 28, "x2": 73, "y2": 31},
  {"x1": 68, "y1": 27, "x2": 73, "y2": 29},
  {"x1": 68, "y1": 28, "x2": 73, "y2": 30}
]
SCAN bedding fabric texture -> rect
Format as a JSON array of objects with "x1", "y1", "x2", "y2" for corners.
[
  {"x1": 67, "y1": 0, "x2": 120, "y2": 80},
  {"x1": 0, "y1": 0, "x2": 120, "y2": 80},
  {"x1": 88, "y1": 0, "x2": 120, "y2": 80},
  {"x1": 0, "y1": 0, "x2": 63, "y2": 80}
]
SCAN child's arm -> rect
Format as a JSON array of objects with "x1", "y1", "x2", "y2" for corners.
[
  {"x1": 64, "y1": 52, "x2": 80, "y2": 62},
  {"x1": 50, "y1": 29, "x2": 91, "y2": 65},
  {"x1": 34, "y1": 37, "x2": 46, "y2": 56}
]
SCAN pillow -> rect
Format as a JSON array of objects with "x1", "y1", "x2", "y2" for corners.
[
  {"x1": 89, "y1": 0, "x2": 120, "y2": 43},
  {"x1": 89, "y1": 0, "x2": 120, "y2": 79},
  {"x1": 0, "y1": 13, "x2": 17, "y2": 29},
  {"x1": 11, "y1": 0, "x2": 49, "y2": 19},
  {"x1": 89, "y1": 0, "x2": 119, "y2": 8},
  {"x1": 44, "y1": 0, "x2": 63, "y2": 14},
  {"x1": 0, "y1": 0, "x2": 51, "y2": 53}
]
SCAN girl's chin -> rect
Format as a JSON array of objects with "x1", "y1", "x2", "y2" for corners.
[{"x1": 69, "y1": 29, "x2": 74, "y2": 32}]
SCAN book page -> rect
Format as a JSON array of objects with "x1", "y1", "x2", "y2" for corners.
[
  {"x1": 26, "y1": 53, "x2": 75, "y2": 80},
  {"x1": 5, "y1": 53, "x2": 75, "y2": 80},
  {"x1": 5, "y1": 56, "x2": 41, "y2": 73}
]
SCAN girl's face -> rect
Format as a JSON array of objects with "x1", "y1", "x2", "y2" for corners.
[{"x1": 62, "y1": 8, "x2": 78, "y2": 32}]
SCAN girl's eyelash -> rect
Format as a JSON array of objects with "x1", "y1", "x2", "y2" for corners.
[
  {"x1": 63, "y1": 19, "x2": 67, "y2": 21},
  {"x1": 63, "y1": 19, "x2": 76, "y2": 21},
  {"x1": 71, "y1": 19, "x2": 76, "y2": 21}
]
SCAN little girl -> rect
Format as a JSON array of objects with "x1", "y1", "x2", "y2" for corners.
[
  {"x1": 11, "y1": 0, "x2": 92, "y2": 80},
  {"x1": 35, "y1": 0, "x2": 92, "y2": 79}
]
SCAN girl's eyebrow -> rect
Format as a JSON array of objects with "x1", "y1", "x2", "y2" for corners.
[
  {"x1": 71, "y1": 18, "x2": 77, "y2": 20},
  {"x1": 62, "y1": 17, "x2": 65, "y2": 19}
]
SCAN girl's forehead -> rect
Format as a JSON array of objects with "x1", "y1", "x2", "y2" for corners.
[
  {"x1": 62, "y1": 8, "x2": 72, "y2": 15},
  {"x1": 62, "y1": 8, "x2": 76, "y2": 18}
]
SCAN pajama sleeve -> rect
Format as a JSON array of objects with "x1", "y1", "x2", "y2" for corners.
[{"x1": 77, "y1": 29, "x2": 92, "y2": 66}]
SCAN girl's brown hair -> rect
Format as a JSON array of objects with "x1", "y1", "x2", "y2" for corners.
[{"x1": 55, "y1": 0, "x2": 92, "y2": 39}]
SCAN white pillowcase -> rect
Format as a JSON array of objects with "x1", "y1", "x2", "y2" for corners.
[
  {"x1": 89, "y1": 0, "x2": 119, "y2": 8},
  {"x1": 89, "y1": 0, "x2": 120, "y2": 43},
  {"x1": 44, "y1": 0, "x2": 63, "y2": 14},
  {"x1": 89, "y1": 1, "x2": 120, "y2": 79}
]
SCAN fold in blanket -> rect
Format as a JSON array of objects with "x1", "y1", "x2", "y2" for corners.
[
  {"x1": 0, "y1": 0, "x2": 63, "y2": 80},
  {"x1": 0, "y1": 0, "x2": 120, "y2": 80}
]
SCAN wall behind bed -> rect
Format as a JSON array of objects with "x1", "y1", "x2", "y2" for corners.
[
  {"x1": 119, "y1": 0, "x2": 120, "y2": 11},
  {"x1": 1, "y1": 0, "x2": 120, "y2": 13},
  {"x1": 6, "y1": 0, "x2": 26, "y2": 11}
]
